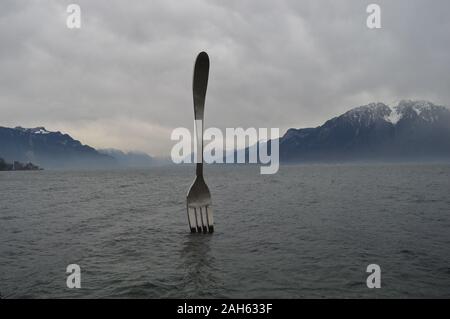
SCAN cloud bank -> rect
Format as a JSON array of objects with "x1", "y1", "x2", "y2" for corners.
[{"x1": 1, "y1": 0, "x2": 449, "y2": 155}]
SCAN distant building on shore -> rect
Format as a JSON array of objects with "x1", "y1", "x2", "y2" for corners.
[{"x1": 0, "y1": 157, "x2": 41, "y2": 171}]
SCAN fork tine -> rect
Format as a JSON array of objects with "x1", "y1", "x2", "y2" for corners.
[
  {"x1": 206, "y1": 205, "x2": 214, "y2": 233},
  {"x1": 194, "y1": 208, "x2": 202, "y2": 233},
  {"x1": 187, "y1": 206, "x2": 197, "y2": 233},
  {"x1": 200, "y1": 207, "x2": 208, "y2": 233}
]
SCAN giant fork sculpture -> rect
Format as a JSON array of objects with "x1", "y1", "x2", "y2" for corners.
[{"x1": 186, "y1": 52, "x2": 214, "y2": 233}]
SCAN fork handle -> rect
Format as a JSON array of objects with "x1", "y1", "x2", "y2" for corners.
[
  {"x1": 195, "y1": 119, "x2": 203, "y2": 176},
  {"x1": 192, "y1": 52, "x2": 209, "y2": 177}
]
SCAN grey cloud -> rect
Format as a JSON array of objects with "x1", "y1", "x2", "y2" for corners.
[{"x1": 1, "y1": 0, "x2": 449, "y2": 155}]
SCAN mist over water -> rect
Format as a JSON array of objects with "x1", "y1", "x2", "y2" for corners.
[{"x1": 1, "y1": 164, "x2": 449, "y2": 298}]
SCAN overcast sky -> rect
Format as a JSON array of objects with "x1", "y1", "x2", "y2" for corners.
[{"x1": 1, "y1": 0, "x2": 449, "y2": 155}]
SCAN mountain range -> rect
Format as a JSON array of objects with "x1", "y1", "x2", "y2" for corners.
[
  {"x1": 279, "y1": 100, "x2": 450, "y2": 162},
  {"x1": 98, "y1": 148, "x2": 157, "y2": 168},
  {"x1": 0, "y1": 126, "x2": 117, "y2": 169},
  {"x1": 1, "y1": 100, "x2": 449, "y2": 169},
  {"x1": 0, "y1": 125, "x2": 165, "y2": 169}
]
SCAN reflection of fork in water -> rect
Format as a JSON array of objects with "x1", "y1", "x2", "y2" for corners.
[{"x1": 180, "y1": 235, "x2": 222, "y2": 296}]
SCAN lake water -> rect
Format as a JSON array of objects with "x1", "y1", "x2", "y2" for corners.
[{"x1": 0, "y1": 164, "x2": 449, "y2": 298}]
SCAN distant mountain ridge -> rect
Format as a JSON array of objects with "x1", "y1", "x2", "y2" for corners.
[
  {"x1": 0, "y1": 126, "x2": 116, "y2": 169},
  {"x1": 98, "y1": 148, "x2": 156, "y2": 168},
  {"x1": 2, "y1": 100, "x2": 449, "y2": 168},
  {"x1": 279, "y1": 100, "x2": 450, "y2": 162}
]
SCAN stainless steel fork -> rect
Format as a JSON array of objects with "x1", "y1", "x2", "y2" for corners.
[{"x1": 186, "y1": 51, "x2": 214, "y2": 234}]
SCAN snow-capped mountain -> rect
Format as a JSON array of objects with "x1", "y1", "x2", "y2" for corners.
[
  {"x1": 0, "y1": 126, "x2": 116, "y2": 169},
  {"x1": 386, "y1": 100, "x2": 449, "y2": 124},
  {"x1": 280, "y1": 100, "x2": 450, "y2": 162},
  {"x1": 14, "y1": 126, "x2": 52, "y2": 135},
  {"x1": 330, "y1": 100, "x2": 449, "y2": 127}
]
